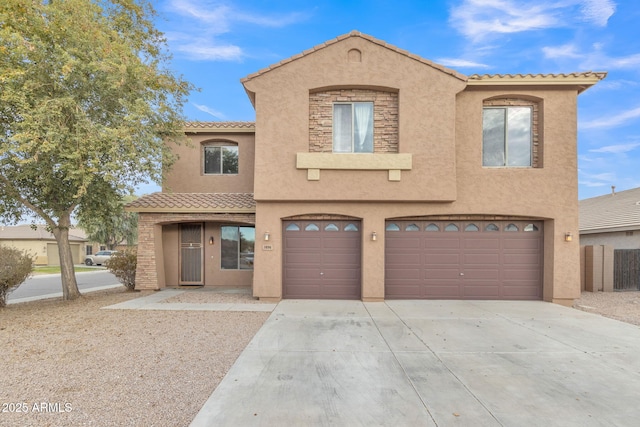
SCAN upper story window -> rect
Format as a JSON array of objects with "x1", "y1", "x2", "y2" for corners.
[
  {"x1": 333, "y1": 102, "x2": 374, "y2": 153},
  {"x1": 203, "y1": 143, "x2": 238, "y2": 175},
  {"x1": 483, "y1": 106, "x2": 532, "y2": 167},
  {"x1": 482, "y1": 97, "x2": 542, "y2": 168}
]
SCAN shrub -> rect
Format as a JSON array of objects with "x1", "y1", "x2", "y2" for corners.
[
  {"x1": 106, "y1": 249, "x2": 137, "y2": 291},
  {"x1": 0, "y1": 246, "x2": 34, "y2": 307}
]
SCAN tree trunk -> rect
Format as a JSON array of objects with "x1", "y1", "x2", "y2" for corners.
[{"x1": 52, "y1": 218, "x2": 81, "y2": 300}]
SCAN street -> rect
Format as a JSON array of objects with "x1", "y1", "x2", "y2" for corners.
[{"x1": 8, "y1": 269, "x2": 122, "y2": 303}]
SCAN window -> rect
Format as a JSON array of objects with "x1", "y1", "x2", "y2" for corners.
[
  {"x1": 333, "y1": 102, "x2": 373, "y2": 153},
  {"x1": 483, "y1": 106, "x2": 532, "y2": 167},
  {"x1": 221, "y1": 226, "x2": 254, "y2": 270},
  {"x1": 204, "y1": 145, "x2": 238, "y2": 174},
  {"x1": 86, "y1": 246, "x2": 93, "y2": 255},
  {"x1": 386, "y1": 223, "x2": 400, "y2": 231}
]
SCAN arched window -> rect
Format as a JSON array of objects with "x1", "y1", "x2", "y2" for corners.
[
  {"x1": 425, "y1": 223, "x2": 439, "y2": 231},
  {"x1": 405, "y1": 223, "x2": 420, "y2": 231},
  {"x1": 524, "y1": 223, "x2": 539, "y2": 232},
  {"x1": 485, "y1": 223, "x2": 499, "y2": 232},
  {"x1": 465, "y1": 224, "x2": 479, "y2": 232},
  {"x1": 324, "y1": 223, "x2": 339, "y2": 231},
  {"x1": 285, "y1": 223, "x2": 300, "y2": 231},
  {"x1": 344, "y1": 223, "x2": 359, "y2": 231},
  {"x1": 445, "y1": 223, "x2": 459, "y2": 232},
  {"x1": 386, "y1": 223, "x2": 400, "y2": 231},
  {"x1": 505, "y1": 223, "x2": 519, "y2": 232},
  {"x1": 305, "y1": 223, "x2": 320, "y2": 231}
]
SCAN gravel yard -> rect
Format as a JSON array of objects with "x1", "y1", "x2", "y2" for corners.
[
  {"x1": 1, "y1": 287, "x2": 638, "y2": 426},
  {"x1": 573, "y1": 290, "x2": 640, "y2": 326},
  {"x1": 0, "y1": 288, "x2": 269, "y2": 427}
]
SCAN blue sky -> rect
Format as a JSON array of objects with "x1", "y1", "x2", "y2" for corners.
[{"x1": 148, "y1": 0, "x2": 639, "y2": 200}]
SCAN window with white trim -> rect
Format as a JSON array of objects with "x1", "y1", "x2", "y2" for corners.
[
  {"x1": 333, "y1": 102, "x2": 374, "y2": 153},
  {"x1": 483, "y1": 106, "x2": 532, "y2": 167}
]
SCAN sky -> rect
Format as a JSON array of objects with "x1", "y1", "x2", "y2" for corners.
[{"x1": 144, "y1": 0, "x2": 640, "y2": 200}]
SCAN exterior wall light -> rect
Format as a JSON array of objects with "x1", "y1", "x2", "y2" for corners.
[
  {"x1": 371, "y1": 231, "x2": 377, "y2": 241},
  {"x1": 264, "y1": 231, "x2": 270, "y2": 241},
  {"x1": 564, "y1": 232, "x2": 573, "y2": 242},
  {"x1": 209, "y1": 236, "x2": 215, "y2": 245}
]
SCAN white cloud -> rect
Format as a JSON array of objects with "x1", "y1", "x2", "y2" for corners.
[
  {"x1": 450, "y1": 0, "x2": 616, "y2": 41},
  {"x1": 543, "y1": 42, "x2": 640, "y2": 70},
  {"x1": 436, "y1": 57, "x2": 491, "y2": 68},
  {"x1": 164, "y1": 0, "x2": 309, "y2": 61},
  {"x1": 542, "y1": 43, "x2": 582, "y2": 59},
  {"x1": 581, "y1": 106, "x2": 640, "y2": 129},
  {"x1": 193, "y1": 103, "x2": 228, "y2": 120},
  {"x1": 580, "y1": 0, "x2": 616, "y2": 26},
  {"x1": 588, "y1": 142, "x2": 640, "y2": 154},
  {"x1": 176, "y1": 41, "x2": 243, "y2": 61}
]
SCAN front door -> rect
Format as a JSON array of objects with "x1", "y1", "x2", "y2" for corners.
[{"x1": 180, "y1": 223, "x2": 203, "y2": 285}]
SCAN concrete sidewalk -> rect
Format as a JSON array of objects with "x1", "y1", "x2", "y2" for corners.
[{"x1": 191, "y1": 299, "x2": 640, "y2": 427}]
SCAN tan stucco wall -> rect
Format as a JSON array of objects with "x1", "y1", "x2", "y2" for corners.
[
  {"x1": 580, "y1": 231, "x2": 640, "y2": 249},
  {"x1": 164, "y1": 132, "x2": 255, "y2": 194},
  {"x1": 0, "y1": 240, "x2": 85, "y2": 265},
  {"x1": 160, "y1": 223, "x2": 253, "y2": 287},
  {"x1": 243, "y1": 36, "x2": 466, "y2": 202},
  {"x1": 244, "y1": 38, "x2": 582, "y2": 304}
]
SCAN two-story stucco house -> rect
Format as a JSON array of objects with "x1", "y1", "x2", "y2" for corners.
[{"x1": 127, "y1": 31, "x2": 605, "y2": 306}]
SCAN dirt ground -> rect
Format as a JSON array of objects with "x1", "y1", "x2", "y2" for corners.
[
  {"x1": 0, "y1": 288, "x2": 638, "y2": 426},
  {"x1": 0, "y1": 288, "x2": 269, "y2": 427}
]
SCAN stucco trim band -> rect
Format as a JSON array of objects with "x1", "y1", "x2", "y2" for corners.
[{"x1": 296, "y1": 153, "x2": 412, "y2": 181}]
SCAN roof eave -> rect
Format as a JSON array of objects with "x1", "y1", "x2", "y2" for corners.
[{"x1": 126, "y1": 207, "x2": 256, "y2": 214}]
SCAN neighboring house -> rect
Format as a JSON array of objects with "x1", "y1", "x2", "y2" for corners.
[
  {"x1": 127, "y1": 31, "x2": 605, "y2": 305},
  {"x1": 580, "y1": 186, "x2": 640, "y2": 249},
  {"x1": 0, "y1": 224, "x2": 89, "y2": 265}
]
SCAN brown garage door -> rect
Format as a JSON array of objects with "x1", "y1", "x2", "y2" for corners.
[
  {"x1": 385, "y1": 220, "x2": 543, "y2": 300},
  {"x1": 283, "y1": 220, "x2": 361, "y2": 299}
]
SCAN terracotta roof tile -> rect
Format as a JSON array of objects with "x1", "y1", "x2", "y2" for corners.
[
  {"x1": 184, "y1": 121, "x2": 255, "y2": 130},
  {"x1": 467, "y1": 72, "x2": 607, "y2": 93},
  {"x1": 241, "y1": 30, "x2": 468, "y2": 84},
  {"x1": 126, "y1": 193, "x2": 256, "y2": 213}
]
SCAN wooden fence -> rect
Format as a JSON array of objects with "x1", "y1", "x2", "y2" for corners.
[{"x1": 614, "y1": 249, "x2": 640, "y2": 291}]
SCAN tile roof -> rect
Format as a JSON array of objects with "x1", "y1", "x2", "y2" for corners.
[
  {"x1": 579, "y1": 187, "x2": 640, "y2": 233},
  {"x1": 0, "y1": 224, "x2": 88, "y2": 242},
  {"x1": 468, "y1": 72, "x2": 607, "y2": 93},
  {"x1": 125, "y1": 193, "x2": 256, "y2": 213},
  {"x1": 184, "y1": 121, "x2": 255, "y2": 133},
  {"x1": 241, "y1": 30, "x2": 468, "y2": 84}
]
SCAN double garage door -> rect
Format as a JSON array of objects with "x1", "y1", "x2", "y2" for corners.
[
  {"x1": 386, "y1": 220, "x2": 543, "y2": 300},
  {"x1": 282, "y1": 219, "x2": 543, "y2": 300}
]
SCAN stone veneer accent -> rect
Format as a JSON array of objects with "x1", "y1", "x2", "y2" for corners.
[
  {"x1": 309, "y1": 89, "x2": 399, "y2": 153},
  {"x1": 135, "y1": 212, "x2": 255, "y2": 290},
  {"x1": 483, "y1": 97, "x2": 542, "y2": 168}
]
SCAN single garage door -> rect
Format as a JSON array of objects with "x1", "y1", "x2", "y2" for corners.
[
  {"x1": 385, "y1": 220, "x2": 543, "y2": 300},
  {"x1": 283, "y1": 220, "x2": 361, "y2": 299}
]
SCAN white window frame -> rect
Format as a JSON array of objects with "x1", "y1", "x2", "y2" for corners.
[
  {"x1": 332, "y1": 102, "x2": 374, "y2": 153},
  {"x1": 482, "y1": 106, "x2": 533, "y2": 167}
]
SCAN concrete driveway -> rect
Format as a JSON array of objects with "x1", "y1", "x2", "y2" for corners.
[{"x1": 191, "y1": 300, "x2": 640, "y2": 426}]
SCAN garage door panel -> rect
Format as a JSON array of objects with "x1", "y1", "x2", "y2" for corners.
[
  {"x1": 387, "y1": 237, "x2": 421, "y2": 249},
  {"x1": 285, "y1": 238, "x2": 322, "y2": 250},
  {"x1": 423, "y1": 237, "x2": 459, "y2": 249},
  {"x1": 503, "y1": 238, "x2": 541, "y2": 250},
  {"x1": 425, "y1": 253, "x2": 459, "y2": 265},
  {"x1": 423, "y1": 268, "x2": 459, "y2": 280},
  {"x1": 386, "y1": 253, "x2": 421, "y2": 265},
  {"x1": 423, "y1": 285, "x2": 463, "y2": 298},
  {"x1": 464, "y1": 238, "x2": 500, "y2": 250},
  {"x1": 386, "y1": 220, "x2": 542, "y2": 300},
  {"x1": 387, "y1": 268, "x2": 422, "y2": 280},
  {"x1": 464, "y1": 253, "x2": 499, "y2": 264},
  {"x1": 463, "y1": 269, "x2": 500, "y2": 280},
  {"x1": 464, "y1": 284, "x2": 500, "y2": 298}
]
